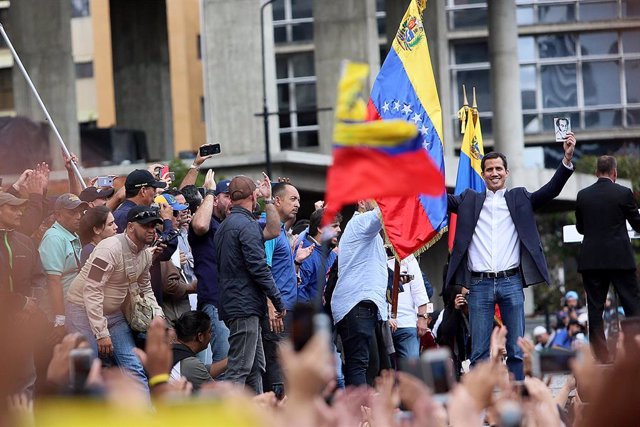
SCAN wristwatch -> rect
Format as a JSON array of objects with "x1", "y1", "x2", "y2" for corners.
[
  {"x1": 417, "y1": 313, "x2": 429, "y2": 319},
  {"x1": 205, "y1": 189, "x2": 216, "y2": 198},
  {"x1": 189, "y1": 163, "x2": 200, "y2": 170}
]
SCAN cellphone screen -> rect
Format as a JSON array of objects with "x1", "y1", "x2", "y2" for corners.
[
  {"x1": 428, "y1": 359, "x2": 452, "y2": 394},
  {"x1": 200, "y1": 144, "x2": 221, "y2": 157},
  {"x1": 291, "y1": 303, "x2": 315, "y2": 351},
  {"x1": 539, "y1": 350, "x2": 575, "y2": 374},
  {"x1": 70, "y1": 349, "x2": 93, "y2": 391}
]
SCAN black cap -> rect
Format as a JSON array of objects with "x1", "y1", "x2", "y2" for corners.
[
  {"x1": 126, "y1": 205, "x2": 163, "y2": 225},
  {"x1": 125, "y1": 170, "x2": 167, "y2": 191}
]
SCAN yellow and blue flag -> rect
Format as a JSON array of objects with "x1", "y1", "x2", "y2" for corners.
[
  {"x1": 448, "y1": 103, "x2": 486, "y2": 251},
  {"x1": 367, "y1": 0, "x2": 447, "y2": 260}
]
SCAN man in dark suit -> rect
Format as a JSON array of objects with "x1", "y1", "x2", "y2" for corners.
[
  {"x1": 446, "y1": 133, "x2": 576, "y2": 380},
  {"x1": 576, "y1": 155, "x2": 640, "y2": 363}
]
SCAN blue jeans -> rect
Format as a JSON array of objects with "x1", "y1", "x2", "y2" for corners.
[
  {"x1": 65, "y1": 302, "x2": 149, "y2": 392},
  {"x1": 336, "y1": 301, "x2": 379, "y2": 386},
  {"x1": 201, "y1": 304, "x2": 230, "y2": 364},
  {"x1": 467, "y1": 274, "x2": 525, "y2": 380},
  {"x1": 392, "y1": 327, "x2": 420, "y2": 360}
]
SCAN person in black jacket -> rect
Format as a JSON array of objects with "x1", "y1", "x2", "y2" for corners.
[
  {"x1": 576, "y1": 155, "x2": 640, "y2": 363},
  {"x1": 214, "y1": 175, "x2": 285, "y2": 394}
]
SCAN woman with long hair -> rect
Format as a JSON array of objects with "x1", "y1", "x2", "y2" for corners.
[{"x1": 78, "y1": 205, "x2": 117, "y2": 267}]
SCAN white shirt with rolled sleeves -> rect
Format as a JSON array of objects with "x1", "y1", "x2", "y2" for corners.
[
  {"x1": 387, "y1": 255, "x2": 429, "y2": 328},
  {"x1": 331, "y1": 208, "x2": 388, "y2": 324}
]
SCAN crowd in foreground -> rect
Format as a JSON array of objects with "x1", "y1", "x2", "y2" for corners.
[{"x1": 2, "y1": 136, "x2": 640, "y2": 426}]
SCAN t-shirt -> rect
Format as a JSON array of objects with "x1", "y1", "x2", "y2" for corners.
[
  {"x1": 188, "y1": 215, "x2": 222, "y2": 308},
  {"x1": 38, "y1": 222, "x2": 82, "y2": 295}
]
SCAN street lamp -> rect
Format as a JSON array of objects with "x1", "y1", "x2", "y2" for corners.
[{"x1": 260, "y1": 0, "x2": 276, "y2": 178}]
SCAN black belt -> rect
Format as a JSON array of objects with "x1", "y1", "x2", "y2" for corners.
[{"x1": 471, "y1": 267, "x2": 520, "y2": 280}]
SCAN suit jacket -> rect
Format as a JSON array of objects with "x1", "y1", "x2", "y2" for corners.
[
  {"x1": 445, "y1": 163, "x2": 574, "y2": 291},
  {"x1": 576, "y1": 178, "x2": 640, "y2": 271}
]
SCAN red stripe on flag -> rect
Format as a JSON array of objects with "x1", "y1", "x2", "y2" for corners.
[{"x1": 448, "y1": 213, "x2": 458, "y2": 252}]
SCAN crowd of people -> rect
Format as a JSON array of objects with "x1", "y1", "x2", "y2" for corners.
[{"x1": 2, "y1": 135, "x2": 640, "y2": 426}]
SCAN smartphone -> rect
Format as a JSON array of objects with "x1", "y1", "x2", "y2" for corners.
[
  {"x1": 199, "y1": 143, "x2": 221, "y2": 157},
  {"x1": 620, "y1": 317, "x2": 640, "y2": 350},
  {"x1": 160, "y1": 165, "x2": 170, "y2": 179},
  {"x1": 97, "y1": 176, "x2": 114, "y2": 187},
  {"x1": 272, "y1": 382, "x2": 285, "y2": 400},
  {"x1": 421, "y1": 348, "x2": 454, "y2": 401},
  {"x1": 69, "y1": 348, "x2": 94, "y2": 392},
  {"x1": 291, "y1": 302, "x2": 331, "y2": 352},
  {"x1": 532, "y1": 348, "x2": 576, "y2": 378},
  {"x1": 167, "y1": 171, "x2": 176, "y2": 182}
]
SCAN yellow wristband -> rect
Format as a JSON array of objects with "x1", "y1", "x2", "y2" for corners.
[{"x1": 148, "y1": 373, "x2": 170, "y2": 387}]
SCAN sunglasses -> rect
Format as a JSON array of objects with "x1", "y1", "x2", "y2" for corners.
[{"x1": 131, "y1": 210, "x2": 159, "y2": 221}]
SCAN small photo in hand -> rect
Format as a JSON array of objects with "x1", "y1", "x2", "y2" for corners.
[{"x1": 554, "y1": 117, "x2": 571, "y2": 142}]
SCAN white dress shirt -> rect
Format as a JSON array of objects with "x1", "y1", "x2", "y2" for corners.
[
  {"x1": 387, "y1": 255, "x2": 429, "y2": 328},
  {"x1": 467, "y1": 188, "x2": 520, "y2": 273}
]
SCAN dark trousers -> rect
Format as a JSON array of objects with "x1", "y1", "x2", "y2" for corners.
[
  {"x1": 581, "y1": 269, "x2": 640, "y2": 362},
  {"x1": 260, "y1": 312, "x2": 290, "y2": 393},
  {"x1": 225, "y1": 316, "x2": 265, "y2": 394},
  {"x1": 336, "y1": 301, "x2": 379, "y2": 386}
]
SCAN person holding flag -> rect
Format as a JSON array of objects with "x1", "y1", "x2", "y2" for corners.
[{"x1": 445, "y1": 130, "x2": 577, "y2": 380}]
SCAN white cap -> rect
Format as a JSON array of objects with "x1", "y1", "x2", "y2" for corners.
[{"x1": 533, "y1": 326, "x2": 547, "y2": 337}]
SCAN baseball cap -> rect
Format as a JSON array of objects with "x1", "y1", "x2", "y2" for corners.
[
  {"x1": 533, "y1": 326, "x2": 547, "y2": 337},
  {"x1": 228, "y1": 176, "x2": 256, "y2": 201},
  {"x1": 125, "y1": 169, "x2": 167, "y2": 191},
  {"x1": 54, "y1": 193, "x2": 88, "y2": 211},
  {"x1": 215, "y1": 179, "x2": 231, "y2": 196},
  {"x1": 154, "y1": 194, "x2": 188, "y2": 211},
  {"x1": 0, "y1": 192, "x2": 28, "y2": 207},
  {"x1": 127, "y1": 205, "x2": 163, "y2": 225},
  {"x1": 79, "y1": 186, "x2": 115, "y2": 203},
  {"x1": 565, "y1": 291, "x2": 579, "y2": 301}
]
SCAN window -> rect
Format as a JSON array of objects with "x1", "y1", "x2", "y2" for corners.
[
  {"x1": 70, "y1": 0, "x2": 90, "y2": 18},
  {"x1": 275, "y1": 52, "x2": 319, "y2": 149},
  {"x1": 0, "y1": 68, "x2": 14, "y2": 111},
  {"x1": 75, "y1": 61, "x2": 94, "y2": 79},
  {"x1": 272, "y1": 0, "x2": 313, "y2": 44}
]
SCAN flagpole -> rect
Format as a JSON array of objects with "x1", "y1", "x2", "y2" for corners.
[
  {"x1": 0, "y1": 23, "x2": 86, "y2": 189},
  {"x1": 391, "y1": 259, "x2": 400, "y2": 319}
]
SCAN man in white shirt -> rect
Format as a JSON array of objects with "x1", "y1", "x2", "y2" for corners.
[
  {"x1": 445, "y1": 133, "x2": 576, "y2": 380},
  {"x1": 387, "y1": 255, "x2": 430, "y2": 361}
]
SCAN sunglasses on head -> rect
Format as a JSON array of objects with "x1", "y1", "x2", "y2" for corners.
[{"x1": 131, "y1": 210, "x2": 158, "y2": 221}]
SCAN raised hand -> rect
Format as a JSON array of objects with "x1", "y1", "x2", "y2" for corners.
[
  {"x1": 294, "y1": 240, "x2": 315, "y2": 264},
  {"x1": 257, "y1": 172, "x2": 272, "y2": 199}
]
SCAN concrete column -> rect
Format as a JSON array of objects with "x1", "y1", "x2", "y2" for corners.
[
  {"x1": 200, "y1": 0, "x2": 276, "y2": 159},
  {"x1": 313, "y1": 0, "x2": 380, "y2": 154},
  {"x1": 7, "y1": 0, "x2": 80, "y2": 170},
  {"x1": 110, "y1": 0, "x2": 173, "y2": 161},
  {"x1": 91, "y1": 0, "x2": 116, "y2": 128},
  {"x1": 488, "y1": 0, "x2": 524, "y2": 173}
]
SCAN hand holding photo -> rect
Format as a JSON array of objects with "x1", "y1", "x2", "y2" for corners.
[{"x1": 554, "y1": 117, "x2": 571, "y2": 142}]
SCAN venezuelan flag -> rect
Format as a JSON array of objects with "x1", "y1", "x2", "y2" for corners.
[
  {"x1": 368, "y1": 0, "x2": 447, "y2": 260},
  {"x1": 323, "y1": 61, "x2": 445, "y2": 227},
  {"x1": 448, "y1": 105, "x2": 486, "y2": 251}
]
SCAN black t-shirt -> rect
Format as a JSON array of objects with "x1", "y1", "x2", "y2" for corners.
[{"x1": 188, "y1": 216, "x2": 221, "y2": 308}]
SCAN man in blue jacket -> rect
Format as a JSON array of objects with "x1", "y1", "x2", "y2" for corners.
[{"x1": 445, "y1": 133, "x2": 576, "y2": 380}]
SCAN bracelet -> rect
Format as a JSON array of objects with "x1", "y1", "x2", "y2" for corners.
[
  {"x1": 54, "y1": 315, "x2": 66, "y2": 327},
  {"x1": 190, "y1": 164, "x2": 200, "y2": 170},
  {"x1": 205, "y1": 189, "x2": 216, "y2": 198},
  {"x1": 264, "y1": 198, "x2": 274, "y2": 205},
  {"x1": 148, "y1": 373, "x2": 170, "y2": 387}
]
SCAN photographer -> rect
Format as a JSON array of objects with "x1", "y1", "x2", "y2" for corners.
[{"x1": 433, "y1": 284, "x2": 471, "y2": 380}]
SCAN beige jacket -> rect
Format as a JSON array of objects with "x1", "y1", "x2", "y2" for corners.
[{"x1": 67, "y1": 234, "x2": 163, "y2": 339}]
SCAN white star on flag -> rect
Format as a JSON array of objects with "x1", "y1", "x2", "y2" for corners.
[
  {"x1": 419, "y1": 124, "x2": 429, "y2": 135},
  {"x1": 393, "y1": 101, "x2": 401, "y2": 111},
  {"x1": 382, "y1": 101, "x2": 390, "y2": 113},
  {"x1": 411, "y1": 113, "x2": 422, "y2": 124},
  {"x1": 401, "y1": 104, "x2": 412, "y2": 115}
]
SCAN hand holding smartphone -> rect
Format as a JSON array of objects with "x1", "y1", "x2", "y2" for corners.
[{"x1": 199, "y1": 143, "x2": 221, "y2": 157}]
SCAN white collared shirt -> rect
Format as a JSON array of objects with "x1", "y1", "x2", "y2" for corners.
[{"x1": 467, "y1": 188, "x2": 520, "y2": 273}]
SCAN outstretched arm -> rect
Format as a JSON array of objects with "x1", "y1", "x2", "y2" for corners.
[{"x1": 530, "y1": 132, "x2": 576, "y2": 209}]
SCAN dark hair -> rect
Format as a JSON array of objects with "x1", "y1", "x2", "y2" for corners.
[
  {"x1": 174, "y1": 310, "x2": 211, "y2": 342},
  {"x1": 309, "y1": 208, "x2": 343, "y2": 237},
  {"x1": 596, "y1": 155, "x2": 617, "y2": 175},
  {"x1": 125, "y1": 186, "x2": 144, "y2": 199},
  {"x1": 292, "y1": 219, "x2": 310, "y2": 236},
  {"x1": 272, "y1": 182, "x2": 293, "y2": 199},
  {"x1": 79, "y1": 206, "x2": 111, "y2": 245},
  {"x1": 181, "y1": 185, "x2": 202, "y2": 213},
  {"x1": 481, "y1": 151, "x2": 508, "y2": 172},
  {"x1": 164, "y1": 187, "x2": 183, "y2": 198}
]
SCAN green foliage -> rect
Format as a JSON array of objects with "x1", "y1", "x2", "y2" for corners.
[
  {"x1": 575, "y1": 155, "x2": 640, "y2": 198},
  {"x1": 168, "y1": 158, "x2": 205, "y2": 187}
]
